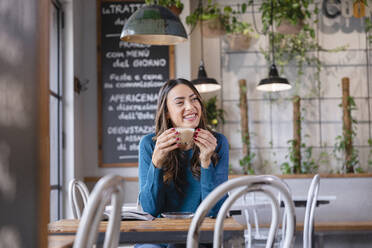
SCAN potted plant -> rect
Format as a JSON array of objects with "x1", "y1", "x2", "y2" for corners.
[
  {"x1": 256, "y1": 0, "x2": 314, "y2": 35},
  {"x1": 145, "y1": 0, "x2": 184, "y2": 16},
  {"x1": 223, "y1": 4, "x2": 258, "y2": 51},
  {"x1": 225, "y1": 20, "x2": 258, "y2": 51},
  {"x1": 186, "y1": 0, "x2": 228, "y2": 38}
]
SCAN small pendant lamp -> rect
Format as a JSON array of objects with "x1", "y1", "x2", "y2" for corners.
[
  {"x1": 256, "y1": 0, "x2": 291, "y2": 92},
  {"x1": 192, "y1": 60, "x2": 221, "y2": 93},
  {"x1": 191, "y1": 1, "x2": 221, "y2": 93},
  {"x1": 120, "y1": 5, "x2": 187, "y2": 45}
]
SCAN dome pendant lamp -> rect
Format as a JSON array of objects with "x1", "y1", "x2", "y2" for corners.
[
  {"x1": 120, "y1": 4, "x2": 187, "y2": 45},
  {"x1": 256, "y1": 0, "x2": 291, "y2": 92},
  {"x1": 191, "y1": 0, "x2": 221, "y2": 93}
]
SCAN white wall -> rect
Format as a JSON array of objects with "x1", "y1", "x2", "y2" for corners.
[{"x1": 286, "y1": 177, "x2": 372, "y2": 222}]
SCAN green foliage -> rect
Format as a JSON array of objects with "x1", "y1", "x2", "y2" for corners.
[
  {"x1": 186, "y1": 1, "x2": 256, "y2": 38},
  {"x1": 254, "y1": 0, "x2": 315, "y2": 34},
  {"x1": 226, "y1": 19, "x2": 254, "y2": 35},
  {"x1": 185, "y1": 0, "x2": 228, "y2": 29},
  {"x1": 228, "y1": 163, "x2": 236, "y2": 174},
  {"x1": 203, "y1": 96, "x2": 225, "y2": 129},
  {"x1": 145, "y1": 0, "x2": 184, "y2": 10},
  {"x1": 239, "y1": 135, "x2": 256, "y2": 174},
  {"x1": 301, "y1": 146, "x2": 319, "y2": 173},
  {"x1": 279, "y1": 105, "x2": 319, "y2": 175},
  {"x1": 333, "y1": 134, "x2": 360, "y2": 173},
  {"x1": 222, "y1": 3, "x2": 255, "y2": 36},
  {"x1": 280, "y1": 138, "x2": 318, "y2": 174},
  {"x1": 333, "y1": 96, "x2": 361, "y2": 173},
  {"x1": 239, "y1": 152, "x2": 256, "y2": 174}
]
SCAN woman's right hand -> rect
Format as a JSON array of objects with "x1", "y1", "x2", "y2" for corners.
[{"x1": 152, "y1": 128, "x2": 179, "y2": 168}]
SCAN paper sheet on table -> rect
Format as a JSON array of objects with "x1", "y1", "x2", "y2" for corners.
[{"x1": 104, "y1": 203, "x2": 155, "y2": 221}]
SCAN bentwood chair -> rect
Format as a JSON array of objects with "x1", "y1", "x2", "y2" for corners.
[
  {"x1": 73, "y1": 174, "x2": 125, "y2": 248},
  {"x1": 68, "y1": 179, "x2": 90, "y2": 219},
  {"x1": 303, "y1": 174, "x2": 320, "y2": 248},
  {"x1": 243, "y1": 176, "x2": 292, "y2": 248},
  {"x1": 187, "y1": 175, "x2": 296, "y2": 248}
]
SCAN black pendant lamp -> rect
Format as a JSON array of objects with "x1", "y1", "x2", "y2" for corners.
[
  {"x1": 256, "y1": 1, "x2": 291, "y2": 92},
  {"x1": 191, "y1": 1, "x2": 221, "y2": 93},
  {"x1": 120, "y1": 5, "x2": 187, "y2": 45},
  {"x1": 193, "y1": 60, "x2": 221, "y2": 93}
]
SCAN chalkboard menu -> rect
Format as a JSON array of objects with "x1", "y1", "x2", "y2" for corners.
[{"x1": 97, "y1": 0, "x2": 174, "y2": 167}]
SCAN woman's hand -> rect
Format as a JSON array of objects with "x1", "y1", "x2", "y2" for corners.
[
  {"x1": 152, "y1": 128, "x2": 179, "y2": 168},
  {"x1": 193, "y1": 128, "x2": 217, "y2": 168}
]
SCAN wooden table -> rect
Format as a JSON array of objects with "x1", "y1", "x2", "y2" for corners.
[
  {"x1": 48, "y1": 217, "x2": 245, "y2": 244},
  {"x1": 48, "y1": 218, "x2": 372, "y2": 245}
]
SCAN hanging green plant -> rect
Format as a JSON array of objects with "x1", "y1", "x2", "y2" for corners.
[
  {"x1": 256, "y1": 0, "x2": 314, "y2": 35},
  {"x1": 224, "y1": 6, "x2": 258, "y2": 50},
  {"x1": 222, "y1": 3, "x2": 248, "y2": 33},
  {"x1": 186, "y1": 0, "x2": 228, "y2": 36}
]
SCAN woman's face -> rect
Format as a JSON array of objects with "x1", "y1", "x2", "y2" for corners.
[{"x1": 166, "y1": 84, "x2": 202, "y2": 128}]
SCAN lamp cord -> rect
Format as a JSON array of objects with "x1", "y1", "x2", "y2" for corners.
[
  {"x1": 199, "y1": 0, "x2": 204, "y2": 62},
  {"x1": 200, "y1": 21, "x2": 204, "y2": 62},
  {"x1": 251, "y1": 0, "x2": 265, "y2": 35},
  {"x1": 270, "y1": 0, "x2": 275, "y2": 65}
]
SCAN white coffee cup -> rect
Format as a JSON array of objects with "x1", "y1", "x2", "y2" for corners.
[{"x1": 175, "y1": 128, "x2": 195, "y2": 144}]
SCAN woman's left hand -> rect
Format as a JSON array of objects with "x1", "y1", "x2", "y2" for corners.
[{"x1": 193, "y1": 128, "x2": 217, "y2": 168}]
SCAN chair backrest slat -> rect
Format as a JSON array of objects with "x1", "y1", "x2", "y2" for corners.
[
  {"x1": 68, "y1": 179, "x2": 90, "y2": 219},
  {"x1": 73, "y1": 174, "x2": 125, "y2": 248},
  {"x1": 214, "y1": 186, "x2": 280, "y2": 248},
  {"x1": 303, "y1": 174, "x2": 320, "y2": 248},
  {"x1": 186, "y1": 175, "x2": 296, "y2": 248}
]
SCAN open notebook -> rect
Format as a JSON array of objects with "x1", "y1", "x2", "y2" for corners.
[{"x1": 104, "y1": 203, "x2": 155, "y2": 221}]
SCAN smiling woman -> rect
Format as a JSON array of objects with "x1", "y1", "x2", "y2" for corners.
[
  {"x1": 136, "y1": 78, "x2": 229, "y2": 247},
  {"x1": 139, "y1": 79, "x2": 229, "y2": 246}
]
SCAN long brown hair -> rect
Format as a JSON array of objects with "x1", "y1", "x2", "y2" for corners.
[{"x1": 154, "y1": 78, "x2": 219, "y2": 194}]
